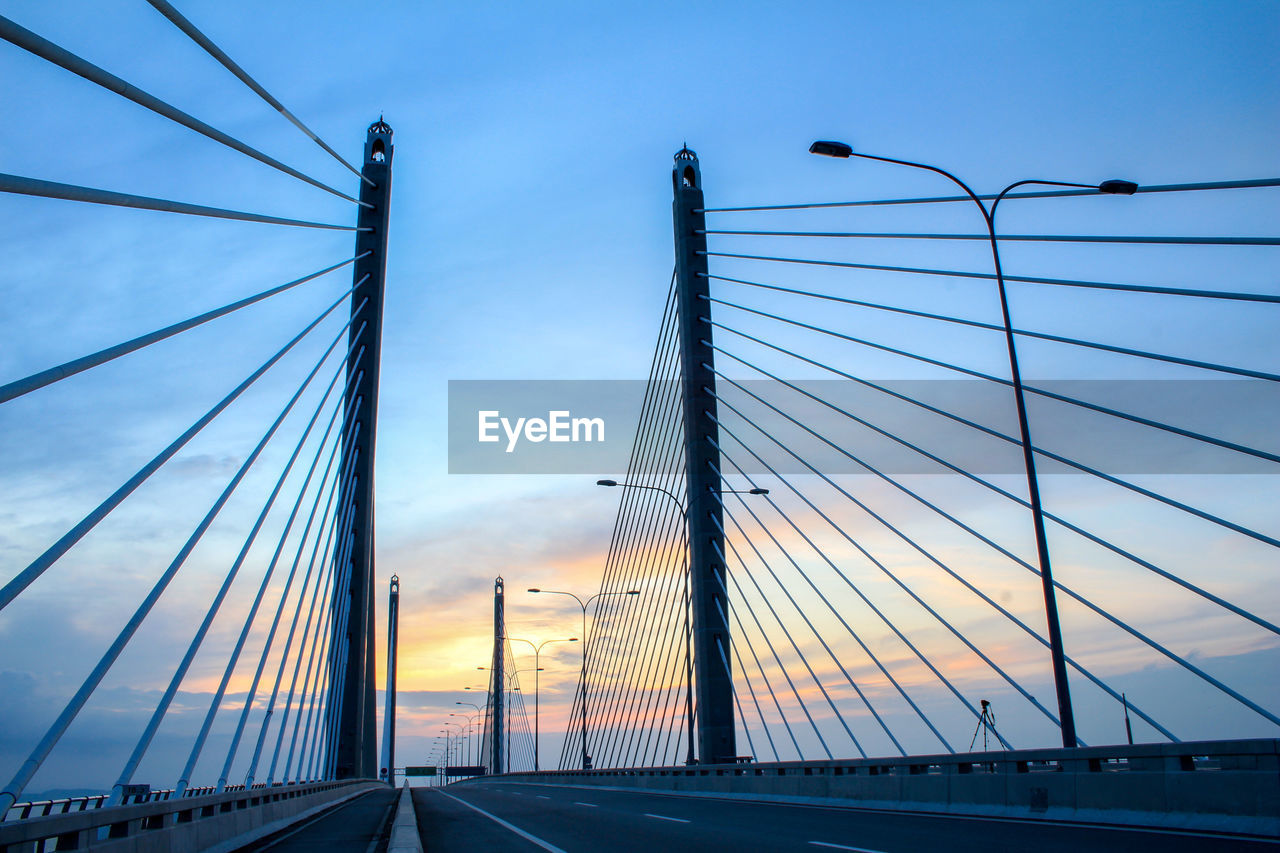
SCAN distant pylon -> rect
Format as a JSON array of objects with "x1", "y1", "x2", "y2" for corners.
[{"x1": 490, "y1": 577, "x2": 505, "y2": 775}]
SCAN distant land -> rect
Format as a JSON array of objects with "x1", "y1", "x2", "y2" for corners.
[{"x1": 21, "y1": 788, "x2": 107, "y2": 802}]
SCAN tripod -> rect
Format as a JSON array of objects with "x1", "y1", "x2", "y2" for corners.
[{"x1": 969, "y1": 699, "x2": 998, "y2": 751}]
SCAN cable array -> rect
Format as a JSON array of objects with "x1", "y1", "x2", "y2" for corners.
[
  {"x1": 553, "y1": 274, "x2": 697, "y2": 770},
  {"x1": 679, "y1": 168, "x2": 1278, "y2": 760},
  {"x1": 0, "y1": 6, "x2": 382, "y2": 812},
  {"x1": 572, "y1": 163, "x2": 1276, "y2": 769},
  {"x1": 475, "y1": 638, "x2": 538, "y2": 774}
]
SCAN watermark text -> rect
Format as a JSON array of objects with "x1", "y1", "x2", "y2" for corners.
[{"x1": 478, "y1": 410, "x2": 605, "y2": 453}]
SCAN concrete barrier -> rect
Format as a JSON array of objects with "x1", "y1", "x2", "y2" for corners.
[
  {"x1": 0, "y1": 779, "x2": 383, "y2": 853},
  {"x1": 386, "y1": 783, "x2": 423, "y2": 853},
  {"x1": 467, "y1": 738, "x2": 1280, "y2": 836}
]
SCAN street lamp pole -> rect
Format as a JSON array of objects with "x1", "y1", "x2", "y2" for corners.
[
  {"x1": 479, "y1": 666, "x2": 531, "y2": 772},
  {"x1": 509, "y1": 637, "x2": 578, "y2": 771},
  {"x1": 449, "y1": 712, "x2": 479, "y2": 771},
  {"x1": 596, "y1": 479, "x2": 768, "y2": 764},
  {"x1": 528, "y1": 587, "x2": 639, "y2": 769},
  {"x1": 443, "y1": 722, "x2": 464, "y2": 757},
  {"x1": 456, "y1": 702, "x2": 482, "y2": 766},
  {"x1": 479, "y1": 666, "x2": 534, "y2": 767},
  {"x1": 808, "y1": 140, "x2": 1136, "y2": 748}
]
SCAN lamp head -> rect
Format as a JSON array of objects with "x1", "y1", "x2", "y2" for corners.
[
  {"x1": 626, "y1": 590, "x2": 640, "y2": 595},
  {"x1": 596, "y1": 479, "x2": 618, "y2": 487},
  {"x1": 1098, "y1": 179, "x2": 1138, "y2": 195},
  {"x1": 528, "y1": 588, "x2": 541, "y2": 593},
  {"x1": 748, "y1": 487, "x2": 770, "y2": 495},
  {"x1": 809, "y1": 140, "x2": 853, "y2": 158}
]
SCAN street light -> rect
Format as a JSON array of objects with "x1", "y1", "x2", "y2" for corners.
[
  {"x1": 509, "y1": 636, "x2": 578, "y2": 770},
  {"x1": 478, "y1": 665, "x2": 542, "y2": 680},
  {"x1": 471, "y1": 669, "x2": 530, "y2": 772},
  {"x1": 441, "y1": 723, "x2": 464, "y2": 773},
  {"x1": 528, "y1": 587, "x2": 640, "y2": 769},
  {"x1": 597, "y1": 479, "x2": 767, "y2": 495},
  {"x1": 456, "y1": 701, "x2": 482, "y2": 766},
  {"x1": 808, "y1": 139, "x2": 1137, "y2": 748},
  {"x1": 595, "y1": 478, "x2": 769, "y2": 763},
  {"x1": 450, "y1": 712, "x2": 479, "y2": 769}
]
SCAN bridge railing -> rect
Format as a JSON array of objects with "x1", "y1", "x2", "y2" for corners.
[
  {"x1": 0, "y1": 779, "x2": 380, "y2": 852},
  {"x1": 490, "y1": 738, "x2": 1280, "y2": 834},
  {"x1": 1, "y1": 779, "x2": 329, "y2": 823}
]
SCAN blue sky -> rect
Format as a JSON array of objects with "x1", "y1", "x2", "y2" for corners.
[{"x1": 1, "y1": 0, "x2": 1277, "y2": 792}]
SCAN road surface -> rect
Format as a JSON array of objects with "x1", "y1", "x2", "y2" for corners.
[
  {"x1": 235, "y1": 786, "x2": 398, "y2": 853},
  {"x1": 409, "y1": 780, "x2": 1278, "y2": 852}
]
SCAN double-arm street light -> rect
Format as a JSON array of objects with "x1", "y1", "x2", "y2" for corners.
[
  {"x1": 808, "y1": 139, "x2": 1137, "y2": 748},
  {"x1": 509, "y1": 636, "x2": 578, "y2": 770},
  {"x1": 528, "y1": 587, "x2": 640, "y2": 769},
  {"x1": 449, "y1": 711, "x2": 479, "y2": 767},
  {"x1": 596, "y1": 478, "x2": 767, "y2": 764},
  {"x1": 455, "y1": 701, "x2": 482, "y2": 767},
  {"x1": 442, "y1": 722, "x2": 465, "y2": 770},
  {"x1": 478, "y1": 665, "x2": 534, "y2": 772}
]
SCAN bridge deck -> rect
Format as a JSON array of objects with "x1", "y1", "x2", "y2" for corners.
[
  {"x1": 412, "y1": 781, "x2": 1279, "y2": 853},
  {"x1": 233, "y1": 786, "x2": 398, "y2": 853}
]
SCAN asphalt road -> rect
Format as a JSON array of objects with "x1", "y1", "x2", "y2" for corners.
[
  {"x1": 411, "y1": 780, "x2": 1279, "y2": 853},
  {"x1": 235, "y1": 786, "x2": 399, "y2": 853}
]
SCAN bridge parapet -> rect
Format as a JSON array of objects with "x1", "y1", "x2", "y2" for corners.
[
  {"x1": 0, "y1": 778, "x2": 382, "y2": 853},
  {"x1": 3, "y1": 782, "x2": 276, "y2": 823},
  {"x1": 473, "y1": 738, "x2": 1279, "y2": 837}
]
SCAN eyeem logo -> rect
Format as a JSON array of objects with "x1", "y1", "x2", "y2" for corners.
[{"x1": 478, "y1": 410, "x2": 605, "y2": 453}]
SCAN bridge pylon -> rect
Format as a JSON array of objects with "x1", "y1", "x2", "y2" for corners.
[
  {"x1": 671, "y1": 147, "x2": 736, "y2": 764},
  {"x1": 379, "y1": 574, "x2": 399, "y2": 782},
  {"x1": 329, "y1": 119, "x2": 393, "y2": 780},
  {"x1": 489, "y1": 577, "x2": 505, "y2": 775}
]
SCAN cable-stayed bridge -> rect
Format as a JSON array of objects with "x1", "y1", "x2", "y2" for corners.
[{"x1": 1, "y1": 4, "x2": 1278, "y2": 851}]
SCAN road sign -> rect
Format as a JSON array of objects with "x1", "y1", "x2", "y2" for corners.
[
  {"x1": 445, "y1": 765, "x2": 487, "y2": 777},
  {"x1": 404, "y1": 766, "x2": 437, "y2": 777}
]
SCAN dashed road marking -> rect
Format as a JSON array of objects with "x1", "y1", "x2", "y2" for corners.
[
  {"x1": 434, "y1": 789, "x2": 568, "y2": 853},
  {"x1": 573, "y1": 802, "x2": 598, "y2": 808},
  {"x1": 809, "y1": 842, "x2": 886, "y2": 853},
  {"x1": 644, "y1": 813, "x2": 691, "y2": 824}
]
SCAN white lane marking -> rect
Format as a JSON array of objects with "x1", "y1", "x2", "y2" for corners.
[
  {"x1": 573, "y1": 802, "x2": 598, "y2": 808},
  {"x1": 434, "y1": 789, "x2": 568, "y2": 853},
  {"x1": 644, "y1": 812, "x2": 691, "y2": 824},
  {"x1": 469, "y1": 783, "x2": 1280, "y2": 847},
  {"x1": 361, "y1": 793, "x2": 397, "y2": 853},
  {"x1": 809, "y1": 843, "x2": 886, "y2": 853},
  {"x1": 536, "y1": 795, "x2": 551, "y2": 799}
]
